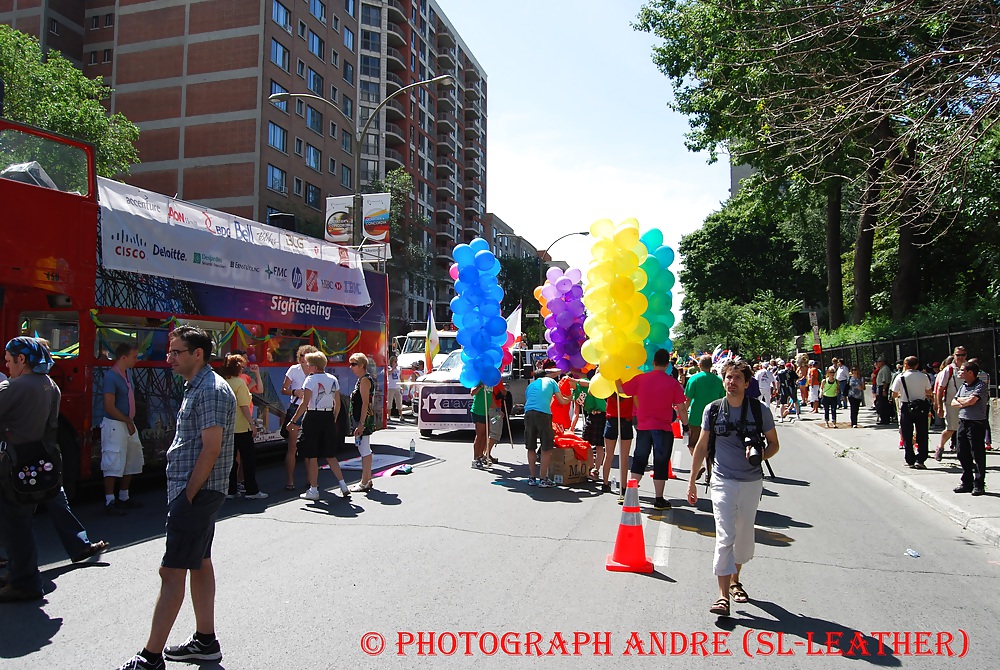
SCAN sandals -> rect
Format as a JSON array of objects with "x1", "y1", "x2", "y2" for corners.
[
  {"x1": 729, "y1": 581, "x2": 749, "y2": 603},
  {"x1": 71, "y1": 540, "x2": 110, "y2": 564},
  {"x1": 709, "y1": 598, "x2": 730, "y2": 616},
  {"x1": 284, "y1": 484, "x2": 297, "y2": 491}
]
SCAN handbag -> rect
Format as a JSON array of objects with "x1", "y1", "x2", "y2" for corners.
[
  {"x1": 0, "y1": 439, "x2": 63, "y2": 505},
  {"x1": 900, "y1": 376, "x2": 930, "y2": 413}
]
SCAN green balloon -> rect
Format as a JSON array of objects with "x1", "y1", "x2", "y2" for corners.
[
  {"x1": 648, "y1": 293, "x2": 669, "y2": 314},
  {"x1": 649, "y1": 321, "x2": 669, "y2": 343}
]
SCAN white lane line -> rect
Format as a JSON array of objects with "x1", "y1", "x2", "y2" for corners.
[{"x1": 652, "y1": 510, "x2": 674, "y2": 567}]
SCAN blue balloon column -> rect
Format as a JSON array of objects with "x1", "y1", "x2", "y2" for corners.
[
  {"x1": 450, "y1": 238, "x2": 506, "y2": 388},
  {"x1": 637, "y1": 228, "x2": 677, "y2": 370}
]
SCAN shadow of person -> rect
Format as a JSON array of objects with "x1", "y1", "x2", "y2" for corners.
[
  {"x1": 362, "y1": 489, "x2": 402, "y2": 506},
  {"x1": 0, "y1": 600, "x2": 62, "y2": 658},
  {"x1": 719, "y1": 598, "x2": 903, "y2": 666},
  {"x1": 301, "y1": 498, "x2": 362, "y2": 518}
]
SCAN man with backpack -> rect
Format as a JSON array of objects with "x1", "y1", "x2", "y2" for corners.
[
  {"x1": 0, "y1": 337, "x2": 63, "y2": 602},
  {"x1": 686, "y1": 360, "x2": 780, "y2": 618}
]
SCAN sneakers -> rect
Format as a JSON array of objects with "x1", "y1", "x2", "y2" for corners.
[
  {"x1": 538, "y1": 478, "x2": 555, "y2": 488},
  {"x1": 236, "y1": 482, "x2": 246, "y2": 495},
  {"x1": 912, "y1": 462, "x2": 927, "y2": 470},
  {"x1": 601, "y1": 483, "x2": 612, "y2": 493},
  {"x1": 116, "y1": 653, "x2": 164, "y2": 670},
  {"x1": 243, "y1": 491, "x2": 269, "y2": 500},
  {"x1": 934, "y1": 447, "x2": 944, "y2": 462},
  {"x1": 954, "y1": 485, "x2": 974, "y2": 493},
  {"x1": 163, "y1": 635, "x2": 223, "y2": 663},
  {"x1": 972, "y1": 486, "x2": 986, "y2": 496},
  {"x1": 348, "y1": 481, "x2": 373, "y2": 493},
  {"x1": 339, "y1": 486, "x2": 351, "y2": 498},
  {"x1": 617, "y1": 492, "x2": 625, "y2": 505},
  {"x1": 527, "y1": 477, "x2": 538, "y2": 486},
  {"x1": 105, "y1": 500, "x2": 126, "y2": 516},
  {"x1": 118, "y1": 497, "x2": 143, "y2": 509},
  {"x1": 653, "y1": 497, "x2": 671, "y2": 510},
  {"x1": 471, "y1": 459, "x2": 485, "y2": 469},
  {"x1": 225, "y1": 492, "x2": 241, "y2": 499},
  {"x1": 299, "y1": 488, "x2": 320, "y2": 501}
]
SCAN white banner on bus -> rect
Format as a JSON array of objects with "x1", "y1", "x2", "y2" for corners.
[
  {"x1": 97, "y1": 178, "x2": 372, "y2": 307},
  {"x1": 325, "y1": 193, "x2": 391, "y2": 244}
]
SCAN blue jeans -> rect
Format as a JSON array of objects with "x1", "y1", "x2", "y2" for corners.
[
  {"x1": 839, "y1": 380, "x2": 850, "y2": 408},
  {"x1": 0, "y1": 494, "x2": 42, "y2": 592},
  {"x1": 42, "y1": 488, "x2": 91, "y2": 560},
  {"x1": 630, "y1": 429, "x2": 673, "y2": 481}
]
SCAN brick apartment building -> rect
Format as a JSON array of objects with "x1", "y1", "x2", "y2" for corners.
[{"x1": 1, "y1": 0, "x2": 495, "y2": 334}]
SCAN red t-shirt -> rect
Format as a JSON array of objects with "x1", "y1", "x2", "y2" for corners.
[
  {"x1": 621, "y1": 369, "x2": 686, "y2": 431},
  {"x1": 551, "y1": 377, "x2": 575, "y2": 429},
  {"x1": 605, "y1": 393, "x2": 635, "y2": 420}
]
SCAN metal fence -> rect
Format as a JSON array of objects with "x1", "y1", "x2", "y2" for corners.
[{"x1": 810, "y1": 323, "x2": 999, "y2": 398}]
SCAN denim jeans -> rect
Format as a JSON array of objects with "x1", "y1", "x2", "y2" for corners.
[{"x1": 0, "y1": 494, "x2": 42, "y2": 592}]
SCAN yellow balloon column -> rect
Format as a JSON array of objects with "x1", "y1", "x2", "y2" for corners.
[{"x1": 581, "y1": 218, "x2": 650, "y2": 399}]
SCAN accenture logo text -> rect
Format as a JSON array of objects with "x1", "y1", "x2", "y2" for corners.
[{"x1": 125, "y1": 194, "x2": 162, "y2": 213}]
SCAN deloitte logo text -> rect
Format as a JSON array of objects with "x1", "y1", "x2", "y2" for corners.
[
  {"x1": 153, "y1": 244, "x2": 186, "y2": 261},
  {"x1": 291, "y1": 267, "x2": 303, "y2": 289}
]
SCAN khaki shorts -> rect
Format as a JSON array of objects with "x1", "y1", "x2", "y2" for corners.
[
  {"x1": 489, "y1": 413, "x2": 503, "y2": 441},
  {"x1": 944, "y1": 403, "x2": 961, "y2": 432},
  {"x1": 101, "y1": 418, "x2": 144, "y2": 477}
]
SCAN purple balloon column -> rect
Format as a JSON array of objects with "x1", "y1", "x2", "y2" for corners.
[{"x1": 541, "y1": 267, "x2": 587, "y2": 372}]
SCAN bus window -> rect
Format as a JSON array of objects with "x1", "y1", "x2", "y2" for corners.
[
  {"x1": 175, "y1": 318, "x2": 229, "y2": 360},
  {"x1": 314, "y1": 329, "x2": 348, "y2": 363},
  {"x1": 267, "y1": 329, "x2": 309, "y2": 363},
  {"x1": 19, "y1": 312, "x2": 80, "y2": 358},
  {"x1": 93, "y1": 315, "x2": 169, "y2": 361},
  {"x1": 227, "y1": 322, "x2": 263, "y2": 363}
]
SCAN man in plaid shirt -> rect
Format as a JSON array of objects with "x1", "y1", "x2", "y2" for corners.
[{"x1": 117, "y1": 326, "x2": 235, "y2": 670}]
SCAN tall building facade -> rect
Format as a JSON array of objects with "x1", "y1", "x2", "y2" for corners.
[{"x1": 2, "y1": 0, "x2": 490, "y2": 334}]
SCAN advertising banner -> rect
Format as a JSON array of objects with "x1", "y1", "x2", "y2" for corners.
[
  {"x1": 417, "y1": 383, "x2": 474, "y2": 432},
  {"x1": 325, "y1": 193, "x2": 392, "y2": 244},
  {"x1": 98, "y1": 178, "x2": 372, "y2": 307}
]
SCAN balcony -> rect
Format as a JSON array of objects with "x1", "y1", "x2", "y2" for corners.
[
  {"x1": 386, "y1": 22, "x2": 406, "y2": 47},
  {"x1": 464, "y1": 120, "x2": 482, "y2": 140},
  {"x1": 438, "y1": 48, "x2": 456, "y2": 70},
  {"x1": 437, "y1": 87, "x2": 455, "y2": 111},
  {"x1": 464, "y1": 99, "x2": 481, "y2": 119},
  {"x1": 435, "y1": 159, "x2": 454, "y2": 177},
  {"x1": 385, "y1": 122, "x2": 405, "y2": 146},
  {"x1": 436, "y1": 112, "x2": 455, "y2": 133},
  {"x1": 465, "y1": 80, "x2": 482, "y2": 99},
  {"x1": 387, "y1": 0, "x2": 406, "y2": 23},
  {"x1": 464, "y1": 220, "x2": 484, "y2": 240},
  {"x1": 463, "y1": 161, "x2": 479, "y2": 178},
  {"x1": 436, "y1": 134, "x2": 456, "y2": 155},
  {"x1": 436, "y1": 222, "x2": 458, "y2": 241},
  {"x1": 385, "y1": 71, "x2": 405, "y2": 93},
  {"x1": 435, "y1": 244, "x2": 453, "y2": 263},
  {"x1": 385, "y1": 97, "x2": 405, "y2": 120},
  {"x1": 464, "y1": 198, "x2": 481, "y2": 217},
  {"x1": 385, "y1": 148, "x2": 405, "y2": 170},
  {"x1": 437, "y1": 28, "x2": 455, "y2": 49},
  {"x1": 436, "y1": 202, "x2": 458, "y2": 220},
  {"x1": 464, "y1": 182, "x2": 482, "y2": 198},
  {"x1": 386, "y1": 47, "x2": 406, "y2": 72},
  {"x1": 436, "y1": 178, "x2": 455, "y2": 198},
  {"x1": 463, "y1": 143, "x2": 479, "y2": 159}
]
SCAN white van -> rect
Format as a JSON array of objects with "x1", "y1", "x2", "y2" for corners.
[{"x1": 397, "y1": 330, "x2": 459, "y2": 373}]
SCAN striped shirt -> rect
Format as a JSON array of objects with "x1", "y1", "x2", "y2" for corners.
[{"x1": 165, "y1": 365, "x2": 236, "y2": 503}]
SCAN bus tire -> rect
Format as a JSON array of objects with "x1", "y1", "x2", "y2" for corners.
[{"x1": 420, "y1": 429, "x2": 433, "y2": 438}]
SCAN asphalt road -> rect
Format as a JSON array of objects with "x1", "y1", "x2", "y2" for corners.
[{"x1": 2, "y1": 417, "x2": 998, "y2": 669}]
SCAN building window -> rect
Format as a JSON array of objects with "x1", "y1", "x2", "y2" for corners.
[
  {"x1": 270, "y1": 39, "x2": 290, "y2": 71},
  {"x1": 308, "y1": 30, "x2": 324, "y2": 60},
  {"x1": 341, "y1": 95, "x2": 353, "y2": 120},
  {"x1": 270, "y1": 80, "x2": 289, "y2": 112},
  {"x1": 293, "y1": 137, "x2": 303, "y2": 156},
  {"x1": 328, "y1": 157, "x2": 337, "y2": 174},
  {"x1": 331, "y1": 51, "x2": 339, "y2": 67},
  {"x1": 307, "y1": 68, "x2": 323, "y2": 96},
  {"x1": 267, "y1": 165, "x2": 287, "y2": 193},
  {"x1": 105, "y1": 13, "x2": 114, "y2": 27},
  {"x1": 360, "y1": 55, "x2": 380, "y2": 78},
  {"x1": 343, "y1": 62, "x2": 355, "y2": 85},
  {"x1": 268, "y1": 122, "x2": 288, "y2": 153},
  {"x1": 343, "y1": 27, "x2": 355, "y2": 52},
  {"x1": 305, "y1": 183, "x2": 322, "y2": 210},
  {"x1": 361, "y1": 4, "x2": 380, "y2": 26},
  {"x1": 90, "y1": 15, "x2": 100, "y2": 29},
  {"x1": 272, "y1": 0, "x2": 291, "y2": 31},
  {"x1": 295, "y1": 99, "x2": 305, "y2": 116},
  {"x1": 361, "y1": 30, "x2": 381, "y2": 53},
  {"x1": 103, "y1": 49, "x2": 112, "y2": 63},
  {"x1": 329, "y1": 85, "x2": 338, "y2": 102},
  {"x1": 293, "y1": 177, "x2": 303, "y2": 196},
  {"x1": 345, "y1": 0, "x2": 356, "y2": 17},
  {"x1": 296, "y1": 59, "x2": 305, "y2": 77},
  {"x1": 329, "y1": 121, "x2": 338, "y2": 138},
  {"x1": 305, "y1": 106, "x2": 323, "y2": 134},
  {"x1": 49, "y1": 19, "x2": 59, "y2": 35},
  {"x1": 333, "y1": 15, "x2": 340, "y2": 31},
  {"x1": 305, "y1": 145, "x2": 321, "y2": 172},
  {"x1": 341, "y1": 165, "x2": 352, "y2": 189},
  {"x1": 309, "y1": 0, "x2": 326, "y2": 23},
  {"x1": 341, "y1": 133, "x2": 352, "y2": 155},
  {"x1": 298, "y1": 20, "x2": 307, "y2": 38},
  {"x1": 88, "y1": 51, "x2": 98, "y2": 65}
]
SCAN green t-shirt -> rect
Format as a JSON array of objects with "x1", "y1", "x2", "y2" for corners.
[
  {"x1": 822, "y1": 379, "x2": 840, "y2": 397},
  {"x1": 471, "y1": 386, "x2": 490, "y2": 416},
  {"x1": 685, "y1": 371, "x2": 725, "y2": 426},
  {"x1": 581, "y1": 390, "x2": 606, "y2": 414}
]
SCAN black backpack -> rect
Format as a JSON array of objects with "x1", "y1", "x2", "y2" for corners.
[
  {"x1": 0, "y1": 439, "x2": 63, "y2": 505},
  {"x1": 705, "y1": 397, "x2": 765, "y2": 486}
]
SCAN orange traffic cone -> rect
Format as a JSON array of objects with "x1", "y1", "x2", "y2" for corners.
[
  {"x1": 606, "y1": 479, "x2": 654, "y2": 573},
  {"x1": 668, "y1": 459, "x2": 674, "y2": 480}
]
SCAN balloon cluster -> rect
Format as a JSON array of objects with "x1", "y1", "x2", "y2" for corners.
[
  {"x1": 449, "y1": 238, "x2": 507, "y2": 388},
  {"x1": 535, "y1": 266, "x2": 587, "y2": 373},
  {"x1": 581, "y1": 218, "x2": 651, "y2": 399},
  {"x1": 636, "y1": 229, "x2": 676, "y2": 369}
]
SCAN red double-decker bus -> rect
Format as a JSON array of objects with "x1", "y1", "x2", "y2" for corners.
[{"x1": 0, "y1": 118, "x2": 388, "y2": 496}]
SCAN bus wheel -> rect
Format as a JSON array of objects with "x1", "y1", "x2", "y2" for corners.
[{"x1": 420, "y1": 429, "x2": 433, "y2": 438}]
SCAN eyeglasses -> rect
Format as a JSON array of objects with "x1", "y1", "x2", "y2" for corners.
[
  {"x1": 350, "y1": 362, "x2": 362, "y2": 367},
  {"x1": 954, "y1": 353, "x2": 967, "y2": 358},
  {"x1": 166, "y1": 348, "x2": 191, "y2": 358}
]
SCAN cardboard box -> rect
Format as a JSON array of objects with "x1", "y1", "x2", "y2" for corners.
[{"x1": 547, "y1": 447, "x2": 589, "y2": 486}]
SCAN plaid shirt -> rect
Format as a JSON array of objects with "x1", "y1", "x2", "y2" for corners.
[{"x1": 165, "y1": 365, "x2": 236, "y2": 503}]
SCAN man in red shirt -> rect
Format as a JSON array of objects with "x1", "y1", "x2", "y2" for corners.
[
  {"x1": 618, "y1": 349, "x2": 689, "y2": 510},
  {"x1": 605, "y1": 391, "x2": 635, "y2": 503}
]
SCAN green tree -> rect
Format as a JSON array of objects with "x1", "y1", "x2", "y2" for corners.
[
  {"x1": 0, "y1": 25, "x2": 139, "y2": 177},
  {"x1": 498, "y1": 255, "x2": 542, "y2": 346}
]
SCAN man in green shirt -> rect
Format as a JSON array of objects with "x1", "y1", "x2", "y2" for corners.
[
  {"x1": 684, "y1": 355, "x2": 725, "y2": 460},
  {"x1": 470, "y1": 384, "x2": 491, "y2": 469}
]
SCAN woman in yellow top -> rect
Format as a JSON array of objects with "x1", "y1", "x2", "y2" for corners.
[{"x1": 821, "y1": 367, "x2": 841, "y2": 428}]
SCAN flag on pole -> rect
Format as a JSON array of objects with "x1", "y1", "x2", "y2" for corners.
[
  {"x1": 425, "y1": 304, "x2": 439, "y2": 373},
  {"x1": 505, "y1": 303, "x2": 523, "y2": 346}
]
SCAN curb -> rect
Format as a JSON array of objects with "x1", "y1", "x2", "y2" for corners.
[{"x1": 789, "y1": 421, "x2": 1000, "y2": 548}]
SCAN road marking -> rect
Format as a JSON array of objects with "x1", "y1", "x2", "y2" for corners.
[{"x1": 652, "y1": 510, "x2": 674, "y2": 567}]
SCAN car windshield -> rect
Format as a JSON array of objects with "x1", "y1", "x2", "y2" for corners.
[
  {"x1": 438, "y1": 349, "x2": 463, "y2": 371},
  {"x1": 402, "y1": 334, "x2": 459, "y2": 355}
]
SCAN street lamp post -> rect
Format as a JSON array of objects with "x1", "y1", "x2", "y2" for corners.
[
  {"x1": 269, "y1": 73, "x2": 454, "y2": 249},
  {"x1": 498, "y1": 231, "x2": 590, "y2": 288}
]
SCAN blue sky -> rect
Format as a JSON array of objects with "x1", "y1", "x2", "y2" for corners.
[{"x1": 441, "y1": 0, "x2": 733, "y2": 306}]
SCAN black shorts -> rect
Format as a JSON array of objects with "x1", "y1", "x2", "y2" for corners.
[
  {"x1": 280, "y1": 403, "x2": 301, "y2": 439},
  {"x1": 583, "y1": 413, "x2": 606, "y2": 446},
  {"x1": 471, "y1": 412, "x2": 488, "y2": 425},
  {"x1": 163, "y1": 490, "x2": 226, "y2": 570},
  {"x1": 298, "y1": 411, "x2": 340, "y2": 458},
  {"x1": 604, "y1": 417, "x2": 634, "y2": 442}
]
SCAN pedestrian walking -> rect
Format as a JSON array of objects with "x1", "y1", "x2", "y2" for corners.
[
  {"x1": 847, "y1": 366, "x2": 866, "y2": 428},
  {"x1": 891, "y1": 356, "x2": 933, "y2": 469},
  {"x1": 684, "y1": 355, "x2": 725, "y2": 461},
  {"x1": 605, "y1": 392, "x2": 636, "y2": 502},
  {"x1": 386, "y1": 356, "x2": 403, "y2": 420},
  {"x1": 470, "y1": 383, "x2": 491, "y2": 469},
  {"x1": 101, "y1": 342, "x2": 145, "y2": 516},
  {"x1": 874, "y1": 357, "x2": 895, "y2": 425},
  {"x1": 753, "y1": 363, "x2": 776, "y2": 409},
  {"x1": 807, "y1": 360, "x2": 821, "y2": 413},
  {"x1": 935, "y1": 349, "x2": 966, "y2": 459},
  {"x1": 951, "y1": 360, "x2": 989, "y2": 496},
  {"x1": 220, "y1": 354, "x2": 266, "y2": 500},
  {"x1": 289, "y1": 351, "x2": 349, "y2": 501},
  {"x1": 686, "y1": 359, "x2": 780, "y2": 618},
  {"x1": 835, "y1": 358, "x2": 850, "y2": 409},
  {"x1": 347, "y1": 353, "x2": 376, "y2": 493},
  {"x1": 821, "y1": 367, "x2": 840, "y2": 427},
  {"x1": 115, "y1": 325, "x2": 235, "y2": 669}
]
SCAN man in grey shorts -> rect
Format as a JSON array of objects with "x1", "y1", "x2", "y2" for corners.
[{"x1": 116, "y1": 326, "x2": 235, "y2": 670}]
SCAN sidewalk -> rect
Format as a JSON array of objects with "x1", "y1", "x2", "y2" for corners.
[{"x1": 783, "y1": 401, "x2": 1000, "y2": 547}]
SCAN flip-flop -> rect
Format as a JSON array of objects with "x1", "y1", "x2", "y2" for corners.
[
  {"x1": 284, "y1": 484, "x2": 296, "y2": 491},
  {"x1": 709, "y1": 598, "x2": 730, "y2": 616},
  {"x1": 729, "y1": 582, "x2": 749, "y2": 603}
]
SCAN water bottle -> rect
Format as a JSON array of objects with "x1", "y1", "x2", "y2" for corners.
[
  {"x1": 611, "y1": 476, "x2": 619, "y2": 493},
  {"x1": 409, "y1": 438, "x2": 416, "y2": 460}
]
